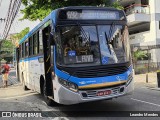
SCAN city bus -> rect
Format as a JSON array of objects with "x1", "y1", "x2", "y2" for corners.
[{"x1": 16, "y1": 6, "x2": 134, "y2": 106}]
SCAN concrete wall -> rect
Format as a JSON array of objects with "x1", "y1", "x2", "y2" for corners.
[
  {"x1": 113, "y1": 0, "x2": 160, "y2": 63},
  {"x1": 129, "y1": 31, "x2": 151, "y2": 45}
]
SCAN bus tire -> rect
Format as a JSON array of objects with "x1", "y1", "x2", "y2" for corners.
[
  {"x1": 22, "y1": 74, "x2": 29, "y2": 90},
  {"x1": 43, "y1": 83, "x2": 54, "y2": 106}
]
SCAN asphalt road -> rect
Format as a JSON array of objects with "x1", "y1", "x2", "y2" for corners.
[{"x1": 0, "y1": 71, "x2": 160, "y2": 120}]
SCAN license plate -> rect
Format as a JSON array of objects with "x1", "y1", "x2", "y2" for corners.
[{"x1": 97, "y1": 90, "x2": 112, "y2": 96}]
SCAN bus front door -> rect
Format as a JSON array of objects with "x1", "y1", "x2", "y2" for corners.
[{"x1": 42, "y1": 25, "x2": 54, "y2": 102}]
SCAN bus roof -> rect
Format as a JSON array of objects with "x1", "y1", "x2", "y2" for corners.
[
  {"x1": 19, "y1": 6, "x2": 124, "y2": 44},
  {"x1": 19, "y1": 10, "x2": 57, "y2": 44},
  {"x1": 59, "y1": 6, "x2": 121, "y2": 11}
]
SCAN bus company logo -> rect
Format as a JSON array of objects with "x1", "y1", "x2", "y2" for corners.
[
  {"x1": 68, "y1": 51, "x2": 76, "y2": 56},
  {"x1": 79, "y1": 81, "x2": 86, "y2": 85},
  {"x1": 79, "y1": 80, "x2": 96, "y2": 85},
  {"x1": 116, "y1": 76, "x2": 123, "y2": 81}
]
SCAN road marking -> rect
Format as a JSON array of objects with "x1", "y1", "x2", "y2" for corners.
[{"x1": 131, "y1": 98, "x2": 160, "y2": 107}]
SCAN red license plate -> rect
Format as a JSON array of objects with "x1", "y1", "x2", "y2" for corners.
[{"x1": 97, "y1": 90, "x2": 112, "y2": 96}]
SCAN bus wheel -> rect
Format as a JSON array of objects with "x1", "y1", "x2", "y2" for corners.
[
  {"x1": 43, "y1": 83, "x2": 54, "y2": 106},
  {"x1": 22, "y1": 75, "x2": 29, "y2": 90}
]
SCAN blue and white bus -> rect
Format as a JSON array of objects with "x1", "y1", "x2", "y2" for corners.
[{"x1": 16, "y1": 6, "x2": 134, "y2": 106}]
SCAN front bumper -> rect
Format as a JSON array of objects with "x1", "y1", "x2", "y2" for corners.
[{"x1": 57, "y1": 79, "x2": 134, "y2": 105}]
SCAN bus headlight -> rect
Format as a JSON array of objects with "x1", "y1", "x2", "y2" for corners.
[
  {"x1": 126, "y1": 74, "x2": 133, "y2": 86},
  {"x1": 58, "y1": 78, "x2": 78, "y2": 92}
]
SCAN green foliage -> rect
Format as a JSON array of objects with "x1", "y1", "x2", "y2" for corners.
[
  {"x1": 21, "y1": 0, "x2": 123, "y2": 21},
  {"x1": 3, "y1": 57, "x2": 13, "y2": 62},
  {"x1": 0, "y1": 40, "x2": 14, "y2": 62},
  {"x1": 1, "y1": 40, "x2": 14, "y2": 50},
  {"x1": 12, "y1": 27, "x2": 30, "y2": 41},
  {"x1": 111, "y1": 1, "x2": 124, "y2": 10},
  {"x1": 0, "y1": 27, "x2": 29, "y2": 62},
  {"x1": 133, "y1": 50, "x2": 148, "y2": 61}
]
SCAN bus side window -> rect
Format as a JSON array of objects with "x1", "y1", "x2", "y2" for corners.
[
  {"x1": 25, "y1": 41, "x2": 29, "y2": 57},
  {"x1": 39, "y1": 30, "x2": 43, "y2": 54},
  {"x1": 19, "y1": 45, "x2": 21, "y2": 58},
  {"x1": 29, "y1": 37, "x2": 33, "y2": 56},
  {"x1": 37, "y1": 31, "x2": 39, "y2": 54},
  {"x1": 33, "y1": 33, "x2": 38, "y2": 55},
  {"x1": 50, "y1": 24, "x2": 55, "y2": 45},
  {"x1": 22, "y1": 43, "x2": 24, "y2": 58}
]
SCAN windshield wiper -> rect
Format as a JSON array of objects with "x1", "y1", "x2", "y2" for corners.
[
  {"x1": 105, "y1": 32, "x2": 111, "y2": 54},
  {"x1": 104, "y1": 22, "x2": 115, "y2": 55}
]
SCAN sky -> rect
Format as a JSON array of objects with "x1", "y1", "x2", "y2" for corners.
[{"x1": 0, "y1": 0, "x2": 40, "y2": 39}]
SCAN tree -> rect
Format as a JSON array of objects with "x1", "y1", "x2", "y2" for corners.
[
  {"x1": 12, "y1": 27, "x2": 30, "y2": 42},
  {"x1": 1, "y1": 40, "x2": 14, "y2": 49},
  {"x1": 21, "y1": 0, "x2": 123, "y2": 21},
  {"x1": 1, "y1": 40, "x2": 14, "y2": 62}
]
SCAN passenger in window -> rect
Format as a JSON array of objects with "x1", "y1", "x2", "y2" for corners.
[{"x1": 64, "y1": 42, "x2": 72, "y2": 56}]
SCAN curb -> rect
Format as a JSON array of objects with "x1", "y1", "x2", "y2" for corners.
[
  {"x1": 0, "y1": 83, "x2": 21, "y2": 88},
  {"x1": 147, "y1": 87, "x2": 160, "y2": 91}
]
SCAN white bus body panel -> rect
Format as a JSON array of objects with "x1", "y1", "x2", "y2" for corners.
[{"x1": 19, "y1": 57, "x2": 45, "y2": 92}]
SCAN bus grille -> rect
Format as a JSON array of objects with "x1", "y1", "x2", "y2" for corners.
[
  {"x1": 73, "y1": 66, "x2": 128, "y2": 78},
  {"x1": 80, "y1": 86, "x2": 125, "y2": 98}
]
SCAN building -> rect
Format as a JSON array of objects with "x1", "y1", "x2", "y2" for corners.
[{"x1": 111, "y1": 0, "x2": 160, "y2": 73}]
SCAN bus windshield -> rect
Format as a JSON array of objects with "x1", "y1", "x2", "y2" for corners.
[{"x1": 56, "y1": 25, "x2": 130, "y2": 67}]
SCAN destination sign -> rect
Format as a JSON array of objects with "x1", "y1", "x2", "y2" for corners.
[
  {"x1": 64, "y1": 55, "x2": 94, "y2": 64},
  {"x1": 59, "y1": 9, "x2": 122, "y2": 20},
  {"x1": 67, "y1": 10, "x2": 119, "y2": 20}
]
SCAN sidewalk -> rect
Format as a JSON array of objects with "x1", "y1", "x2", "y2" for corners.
[
  {"x1": 134, "y1": 72, "x2": 160, "y2": 90},
  {"x1": 0, "y1": 84, "x2": 34, "y2": 98},
  {"x1": 0, "y1": 69, "x2": 34, "y2": 99}
]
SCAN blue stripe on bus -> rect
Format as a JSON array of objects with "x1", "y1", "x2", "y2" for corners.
[
  {"x1": 55, "y1": 65, "x2": 133, "y2": 87},
  {"x1": 19, "y1": 56, "x2": 43, "y2": 62}
]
